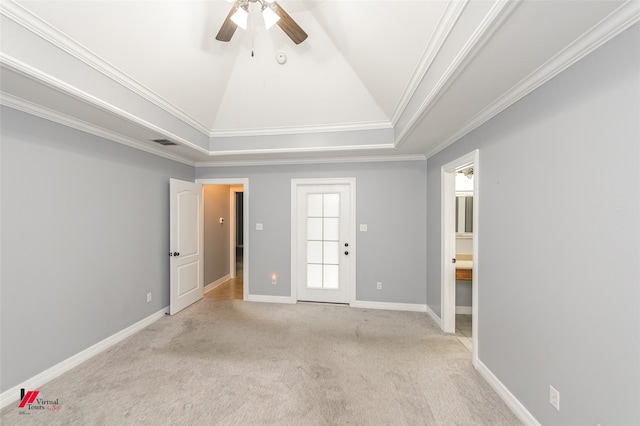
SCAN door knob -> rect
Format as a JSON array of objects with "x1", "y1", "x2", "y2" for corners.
[
  {"x1": 344, "y1": 243, "x2": 349, "y2": 247},
  {"x1": 174, "y1": 252, "x2": 180, "y2": 257},
  {"x1": 451, "y1": 258, "x2": 456, "y2": 263},
  {"x1": 344, "y1": 251, "x2": 349, "y2": 255}
]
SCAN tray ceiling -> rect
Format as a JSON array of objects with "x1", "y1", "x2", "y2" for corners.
[{"x1": 1, "y1": 0, "x2": 638, "y2": 166}]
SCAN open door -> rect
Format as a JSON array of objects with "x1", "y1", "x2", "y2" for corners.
[{"x1": 169, "y1": 179, "x2": 203, "y2": 315}]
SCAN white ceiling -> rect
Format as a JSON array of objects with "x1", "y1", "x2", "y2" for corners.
[{"x1": 1, "y1": 0, "x2": 638, "y2": 166}]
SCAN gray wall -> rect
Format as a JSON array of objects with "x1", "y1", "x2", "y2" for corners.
[
  {"x1": 427, "y1": 24, "x2": 639, "y2": 425},
  {"x1": 0, "y1": 107, "x2": 194, "y2": 392},
  {"x1": 196, "y1": 161, "x2": 427, "y2": 303},
  {"x1": 203, "y1": 185, "x2": 231, "y2": 285}
]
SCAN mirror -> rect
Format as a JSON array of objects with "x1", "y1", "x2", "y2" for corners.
[{"x1": 455, "y1": 166, "x2": 474, "y2": 237}]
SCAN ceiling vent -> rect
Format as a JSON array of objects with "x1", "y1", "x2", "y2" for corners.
[{"x1": 151, "y1": 138, "x2": 177, "y2": 146}]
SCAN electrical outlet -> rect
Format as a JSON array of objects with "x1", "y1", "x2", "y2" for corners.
[
  {"x1": 549, "y1": 385, "x2": 560, "y2": 411},
  {"x1": 146, "y1": 292, "x2": 152, "y2": 303},
  {"x1": 360, "y1": 224, "x2": 368, "y2": 232},
  {"x1": 376, "y1": 282, "x2": 382, "y2": 290}
]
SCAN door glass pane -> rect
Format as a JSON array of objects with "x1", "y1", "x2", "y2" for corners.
[
  {"x1": 323, "y1": 241, "x2": 339, "y2": 265},
  {"x1": 308, "y1": 194, "x2": 323, "y2": 217},
  {"x1": 307, "y1": 218, "x2": 323, "y2": 240},
  {"x1": 307, "y1": 265, "x2": 323, "y2": 288},
  {"x1": 323, "y1": 194, "x2": 340, "y2": 217},
  {"x1": 324, "y1": 218, "x2": 339, "y2": 241},
  {"x1": 323, "y1": 265, "x2": 339, "y2": 288},
  {"x1": 306, "y1": 191, "x2": 341, "y2": 290},
  {"x1": 307, "y1": 241, "x2": 323, "y2": 264}
]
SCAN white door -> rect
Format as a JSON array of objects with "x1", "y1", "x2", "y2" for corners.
[
  {"x1": 169, "y1": 179, "x2": 203, "y2": 315},
  {"x1": 293, "y1": 180, "x2": 355, "y2": 304}
]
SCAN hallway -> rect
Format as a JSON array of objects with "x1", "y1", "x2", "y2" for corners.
[{"x1": 204, "y1": 253, "x2": 243, "y2": 300}]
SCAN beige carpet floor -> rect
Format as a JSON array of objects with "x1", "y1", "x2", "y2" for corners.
[{"x1": 1, "y1": 300, "x2": 521, "y2": 425}]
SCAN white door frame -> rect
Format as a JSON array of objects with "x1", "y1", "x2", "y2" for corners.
[
  {"x1": 229, "y1": 185, "x2": 244, "y2": 279},
  {"x1": 291, "y1": 178, "x2": 356, "y2": 304},
  {"x1": 196, "y1": 178, "x2": 249, "y2": 301},
  {"x1": 441, "y1": 149, "x2": 479, "y2": 367}
]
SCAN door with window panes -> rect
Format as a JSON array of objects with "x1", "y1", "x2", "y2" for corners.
[{"x1": 296, "y1": 182, "x2": 353, "y2": 304}]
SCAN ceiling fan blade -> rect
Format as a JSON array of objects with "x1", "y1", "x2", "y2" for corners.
[
  {"x1": 273, "y1": 2, "x2": 308, "y2": 44},
  {"x1": 216, "y1": 3, "x2": 239, "y2": 42}
]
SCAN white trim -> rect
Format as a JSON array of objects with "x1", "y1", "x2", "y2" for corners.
[
  {"x1": 0, "y1": 92, "x2": 195, "y2": 167},
  {"x1": 456, "y1": 306, "x2": 472, "y2": 315},
  {"x1": 206, "y1": 143, "x2": 395, "y2": 157},
  {"x1": 245, "y1": 295, "x2": 296, "y2": 304},
  {"x1": 195, "y1": 154, "x2": 426, "y2": 168},
  {"x1": 204, "y1": 274, "x2": 231, "y2": 294},
  {"x1": 441, "y1": 149, "x2": 480, "y2": 367},
  {"x1": 390, "y1": 0, "x2": 469, "y2": 125},
  {"x1": 291, "y1": 178, "x2": 357, "y2": 305},
  {"x1": 425, "y1": 305, "x2": 442, "y2": 328},
  {"x1": 351, "y1": 301, "x2": 427, "y2": 313},
  {"x1": 0, "y1": 307, "x2": 168, "y2": 410},
  {"x1": 424, "y1": 0, "x2": 640, "y2": 159},
  {"x1": 441, "y1": 164, "x2": 457, "y2": 334},
  {"x1": 394, "y1": 0, "x2": 519, "y2": 148},
  {"x1": 210, "y1": 121, "x2": 392, "y2": 138},
  {"x1": 0, "y1": 0, "x2": 212, "y2": 136},
  {"x1": 196, "y1": 178, "x2": 249, "y2": 301},
  {"x1": 229, "y1": 185, "x2": 243, "y2": 280},
  {"x1": 0, "y1": 54, "x2": 210, "y2": 156},
  {"x1": 476, "y1": 360, "x2": 541, "y2": 426}
]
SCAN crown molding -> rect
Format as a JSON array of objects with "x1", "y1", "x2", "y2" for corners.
[
  {"x1": 0, "y1": 0, "x2": 212, "y2": 136},
  {"x1": 390, "y1": 0, "x2": 469, "y2": 126},
  {"x1": 1, "y1": 54, "x2": 210, "y2": 156},
  {"x1": 424, "y1": 0, "x2": 640, "y2": 159},
  {"x1": 195, "y1": 154, "x2": 426, "y2": 168},
  {"x1": 1, "y1": 92, "x2": 196, "y2": 167},
  {"x1": 393, "y1": 0, "x2": 520, "y2": 149},
  {"x1": 209, "y1": 120, "x2": 393, "y2": 138},
  {"x1": 206, "y1": 142, "x2": 396, "y2": 157}
]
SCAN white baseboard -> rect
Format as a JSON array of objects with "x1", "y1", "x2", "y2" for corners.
[
  {"x1": 476, "y1": 359, "x2": 541, "y2": 426},
  {"x1": 456, "y1": 306, "x2": 472, "y2": 315},
  {"x1": 204, "y1": 274, "x2": 231, "y2": 294},
  {"x1": 425, "y1": 304, "x2": 442, "y2": 328},
  {"x1": 351, "y1": 300, "x2": 427, "y2": 312},
  {"x1": 0, "y1": 307, "x2": 168, "y2": 410},
  {"x1": 245, "y1": 294, "x2": 296, "y2": 304}
]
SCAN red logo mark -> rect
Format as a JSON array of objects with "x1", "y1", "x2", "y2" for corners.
[{"x1": 18, "y1": 390, "x2": 39, "y2": 408}]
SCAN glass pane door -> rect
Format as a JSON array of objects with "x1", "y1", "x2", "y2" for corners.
[{"x1": 306, "y1": 193, "x2": 340, "y2": 289}]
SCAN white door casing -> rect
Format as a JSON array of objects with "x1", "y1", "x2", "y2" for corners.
[
  {"x1": 291, "y1": 178, "x2": 356, "y2": 304},
  {"x1": 169, "y1": 179, "x2": 204, "y2": 315}
]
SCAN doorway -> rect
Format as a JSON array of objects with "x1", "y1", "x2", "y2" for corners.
[
  {"x1": 197, "y1": 178, "x2": 249, "y2": 301},
  {"x1": 441, "y1": 150, "x2": 479, "y2": 366},
  {"x1": 291, "y1": 178, "x2": 356, "y2": 304}
]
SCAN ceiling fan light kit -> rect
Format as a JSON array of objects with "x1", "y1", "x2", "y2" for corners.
[
  {"x1": 230, "y1": 6, "x2": 249, "y2": 30},
  {"x1": 262, "y1": 7, "x2": 280, "y2": 30},
  {"x1": 216, "y1": 0, "x2": 308, "y2": 45}
]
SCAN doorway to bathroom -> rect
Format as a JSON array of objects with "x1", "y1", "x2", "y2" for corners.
[{"x1": 441, "y1": 150, "x2": 479, "y2": 366}]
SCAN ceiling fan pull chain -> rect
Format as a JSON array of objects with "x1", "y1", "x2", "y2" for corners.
[{"x1": 251, "y1": 5, "x2": 255, "y2": 57}]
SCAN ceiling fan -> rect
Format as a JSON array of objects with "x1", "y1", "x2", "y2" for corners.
[{"x1": 216, "y1": 0, "x2": 308, "y2": 45}]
